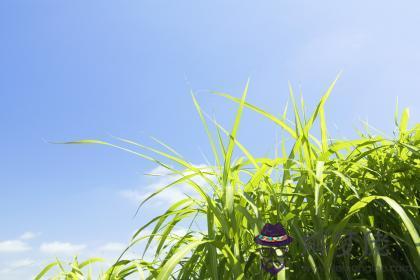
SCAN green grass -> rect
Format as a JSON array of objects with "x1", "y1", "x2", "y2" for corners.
[{"x1": 37, "y1": 79, "x2": 420, "y2": 279}]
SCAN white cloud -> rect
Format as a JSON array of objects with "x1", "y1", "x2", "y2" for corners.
[
  {"x1": 145, "y1": 165, "x2": 174, "y2": 176},
  {"x1": 0, "y1": 240, "x2": 31, "y2": 253},
  {"x1": 120, "y1": 187, "x2": 187, "y2": 206},
  {"x1": 9, "y1": 258, "x2": 35, "y2": 268},
  {"x1": 0, "y1": 258, "x2": 35, "y2": 275},
  {"x1": 40, "y1": 242, "x2": 86, "y2": 255},
  {"x1": 98, "y1": 242, "x2": 127, "y2": 252},
  {"x1": 171, "y1": 227, "x2": 188, "y2": 237},
  {"x1": 19, "y1": 231, "x2": 39, "y2": 240},
  {"x1": 120, "y1": 164, "x2": 215, "y2": 206}
]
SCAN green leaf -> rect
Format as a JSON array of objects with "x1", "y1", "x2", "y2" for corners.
[
  {"x1": 222, "y1": 80, "x2": 249, "y2": 187},
  {"x1": 34, "y1": 261, "x2": 59, "y2": 280},
  {"x1": 156, "y1": 240, "x2": 208, "y2": 280}
]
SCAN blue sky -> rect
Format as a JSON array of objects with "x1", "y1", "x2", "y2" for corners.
[{"x1": 1, "y1": 0, "x2": 419, "y2": 278}]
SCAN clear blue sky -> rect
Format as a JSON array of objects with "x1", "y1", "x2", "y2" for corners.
[{"x1": 1, "y1": 0, "x2": 419, "y2": 278}]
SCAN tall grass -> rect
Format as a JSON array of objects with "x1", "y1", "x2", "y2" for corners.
[{"x1": 37, "y1": 80, "x2": 420, "y2": 279}]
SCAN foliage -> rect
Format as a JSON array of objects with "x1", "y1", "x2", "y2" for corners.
[{"x1": 37, "y1": 79, "x2": 420, "y2": 279}]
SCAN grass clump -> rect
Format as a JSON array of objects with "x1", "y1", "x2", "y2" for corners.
[{"x1": 37, "y1": 79, "x2": 420, "y2": 279}]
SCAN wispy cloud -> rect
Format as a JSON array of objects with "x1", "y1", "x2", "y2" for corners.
[
  {"x1": 40, "y1": 242, "x2": 86, "y2": 255},
  {"x1": 0, "y1": 240, "x2": 31, "y2": 253},
  {"x1": 98, "y1": 242, "x2": 127, "y2": 252},
  {"x1": 0, "y1": 258, "x2": 36, "y2": 275},
  {"x1": 120, "y1": 164, "x2": 214, "y2": 207},
  {"x1": 19, "y1": 231, "x2": 40, "y2": 240}
]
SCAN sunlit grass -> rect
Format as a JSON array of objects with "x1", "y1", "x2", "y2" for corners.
[{"x1": 37, "y1": 79, "x2": 420, "y2": 279}]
